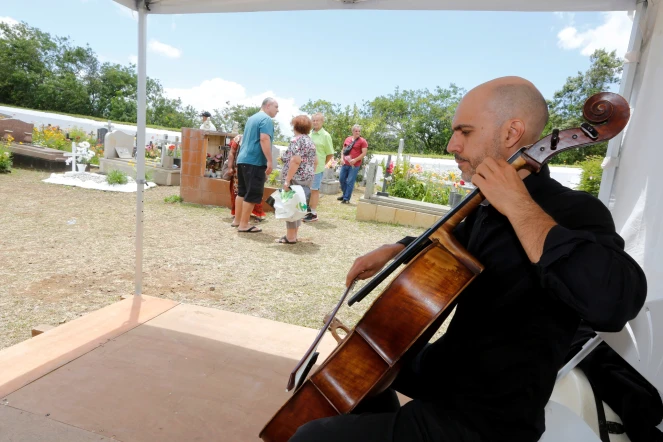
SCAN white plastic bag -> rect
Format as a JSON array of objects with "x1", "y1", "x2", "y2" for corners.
[{"x1": 270, "y1": 185, "x2": 308, "y2": 222}]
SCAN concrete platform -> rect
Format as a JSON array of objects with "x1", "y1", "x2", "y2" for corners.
[
  {"x1": 0, "y1": 406, "x2": 114, "y2": 442},
  {"x1": 356, "y1": 195, "x2": 451, "y2": 228},
  {"x1": 7, "y1": 142, "x2": 69, "y2": 172},
  {"x1": 0, "y1": 296, "x2": 338, "y2": 442},
  {"x1": 99, "y1": 158, "x2": 180, "y2": 186}
]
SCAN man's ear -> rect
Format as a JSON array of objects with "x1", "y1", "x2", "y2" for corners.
[{"x1": 505, "y1": 119, "x2": 526, "y2": 149}]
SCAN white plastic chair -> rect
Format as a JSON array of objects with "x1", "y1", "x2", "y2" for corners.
[{"x1": 541, "y1": 298, "x2": 663, "y2": 441}]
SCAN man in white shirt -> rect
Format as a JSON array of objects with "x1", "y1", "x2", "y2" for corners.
[{"x1": 200, "y1": 111, "x2": 216, "y2": 131}]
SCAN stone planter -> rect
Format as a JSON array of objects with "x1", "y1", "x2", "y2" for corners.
[{"x1": 162, "y1": 155, "x2": 174, "y2": 169}]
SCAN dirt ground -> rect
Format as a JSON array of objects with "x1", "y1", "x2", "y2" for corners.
[{"x1": 0, "y1": 168, "x2": 432, "y2": 350}]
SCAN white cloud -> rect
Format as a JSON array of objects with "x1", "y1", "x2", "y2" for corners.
[
  {"x1": 557, "y1": 12, "x2": 632, "y2": 57},
  {"x1": 148, "y1": 39, "x2": 182, "y2": 58},
  {"x1": 128, "y1": 54, "x2": 138, "y2": 64},
  {"x1": 164, "y1": 78, "x2": 300, "y2": 136},
  {"x1": 0, "y1": 16, "x2": 19, "y2": 26}
]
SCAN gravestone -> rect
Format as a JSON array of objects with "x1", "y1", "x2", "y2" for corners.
[
  {"x1": 320, "y1": 166, "x2": 340, "y2": 195},
  {"x1": 0, "y1": 119, "x2": 34, "y2": 144},
  {"x1": 104, "y1": 130, "x2": 135, "y2": 159},
  {"x1": 97, "y1": 128, "x2": 109, "y2": 146},
  {"x1": 363, "y1": 161, "x2": 379, "y2": 198},
  {"x1": 396, "y1": 138, "x2": 404, "y2": 167}
]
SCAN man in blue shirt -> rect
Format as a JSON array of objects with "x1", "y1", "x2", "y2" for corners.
[{"x1": 234, "y1": 97, "x2": 279, "y2": 233}]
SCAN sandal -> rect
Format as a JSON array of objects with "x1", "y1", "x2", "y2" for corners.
[
  {"x1": 230, "y1": 224, "x2": 239, "y2": 228},
  {"x1": 238, "y1": 226, "x2": 262, "y2": 233},
  {"x1": 276, "y1": 236, "x2": 297, "y2": 244}
]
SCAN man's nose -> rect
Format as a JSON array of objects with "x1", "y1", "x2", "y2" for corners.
[{"x1": 446, "y1": 133, "x2": 461, "y2": 154}]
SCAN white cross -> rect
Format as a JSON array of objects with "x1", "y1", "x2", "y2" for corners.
[
  {"x1": 106, "y1": 120, "x2": 114, "y2": 132},
  {"x1": 63, "y1": 142, "x2": 83, "y2": 172}
]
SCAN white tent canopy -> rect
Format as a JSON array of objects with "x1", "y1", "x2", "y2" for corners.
[{"x1": 113, "y1": 0, "x2": 635, "y2": 14}]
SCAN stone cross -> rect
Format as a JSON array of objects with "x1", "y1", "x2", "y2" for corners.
[
  {"x1": 63, "y1": 142, "x2": 83, "y2": 172},
  {"x1": 106, "y1": 120, "x2": 114, "y2": 132},
  {"x1": 364, "y1": 161, "x2": 379, "y2": 198},
  {"x1": 396, "y1": 138, "x2": 404, "y2": 168}
]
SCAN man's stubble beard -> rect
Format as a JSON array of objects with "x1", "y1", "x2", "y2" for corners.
[{"x1": 457, "y1": 131, "x2": 503, "y2": 182}]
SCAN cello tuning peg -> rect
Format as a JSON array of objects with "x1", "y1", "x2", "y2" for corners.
[
  {"x1": 550, "y1": 129, "x2": 560, "y2": 150},
  {"x1": 580, "y1": 122, "x2": 599, "y2": 140}
]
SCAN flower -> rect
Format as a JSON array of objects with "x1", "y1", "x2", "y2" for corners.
[
  {"x1": 167, "y1": 144, "x2": 176, "y2": 156},
  {"x1": 325, "y1": 158, "x2": 338, "y2": 169}
]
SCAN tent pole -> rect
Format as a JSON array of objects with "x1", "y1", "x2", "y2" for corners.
[
  {"x1": 598, "y1": 0, "x2": 648, "y2": 207},
  {"x1": 135, "y1": 1, "x2": 147, "y2": 296}
]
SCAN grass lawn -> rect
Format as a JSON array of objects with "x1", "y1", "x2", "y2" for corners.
[{"x1": 0, "y1": 168, "x2": 433, "y2": 350}]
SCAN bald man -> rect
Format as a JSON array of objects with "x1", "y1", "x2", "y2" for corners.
[{"x1": 289, "y1": 77, "x2": 646, "y2": 442}]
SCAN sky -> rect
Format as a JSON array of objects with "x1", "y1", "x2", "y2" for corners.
[{"x1": 1, "y1": 1, "x2": 634, "y2": 133}]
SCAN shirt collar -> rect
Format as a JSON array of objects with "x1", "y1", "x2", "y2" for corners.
[
  {"x1": 523, "y1": 164, "x2": 552, "y2": 197},
  {"x1": 479, "y1": 165, "x2": 552, "y2": 208}
]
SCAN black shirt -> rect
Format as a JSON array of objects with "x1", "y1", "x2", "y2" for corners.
[{"x1": 397, "y1": 165, "x2": 647, "y2": 442}]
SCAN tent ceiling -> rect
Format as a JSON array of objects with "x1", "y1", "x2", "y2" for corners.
[{"x1": 113, "y1": 0, "x2": 636, "y2": 14}]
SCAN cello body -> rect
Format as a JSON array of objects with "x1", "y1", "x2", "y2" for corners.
[{"x1": 260, "y1": 230, "x2": 483, "y2": 442}]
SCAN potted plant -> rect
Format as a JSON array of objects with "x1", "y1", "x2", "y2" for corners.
[{"x1": 75, "y1": 141, "x2": 94, "y2": 172}]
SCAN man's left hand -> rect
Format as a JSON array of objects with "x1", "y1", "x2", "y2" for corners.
[
  {"x1": 472, "y1": 157, "x2": 558, "y2": 263},
  {"x1": 471, "y1": 157, "x2": 531, "y2": 217}
]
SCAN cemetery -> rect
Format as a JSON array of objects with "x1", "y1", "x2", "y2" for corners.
[{"x1": 1, "y1": 0, "x2": 662, "y2": 441}]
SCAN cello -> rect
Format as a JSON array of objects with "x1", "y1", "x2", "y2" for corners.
[{"x1": 260, "y1": 92, "x2": 630, "y2": 442}]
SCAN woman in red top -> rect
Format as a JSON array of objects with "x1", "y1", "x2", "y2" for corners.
[{"x1": 227, "y1": 135, "x2": 266, "y2": 224}]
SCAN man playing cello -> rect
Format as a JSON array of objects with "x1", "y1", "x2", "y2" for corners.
[{"x1": 289, "y1": 76, "x2": 647, "y2": 442}]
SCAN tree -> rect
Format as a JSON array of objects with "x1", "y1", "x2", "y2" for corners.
[
  {"x1": 546, "y1": 49, "x2": 624, "y2": 164},
  {"x1": 0, "y1": 22, "x2": 58, "y2": 110},
  {"x1": 300, "y1": 100, "x2": 360, "y2": 157},
  {"x1": 0, "y1": 21, "x2": 204, "y2": 130},
  {"x1": 362, "y1": 85, "x2": 464, "y2": 155},
  {"x1": 210, "y1": 103, "x2": 287, "y2": 142}
]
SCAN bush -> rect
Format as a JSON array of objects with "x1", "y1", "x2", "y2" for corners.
[
  {"x1": 164, "y1": 195, "x2": 183, "y2": 203},
  {"x1": 267, "y1": 169, "x2": 280, "y2": 186},
  {"x1": 107, "y1": 169, "x2": 128, "y2": 185},
  {"x1": 388, "y1": 176, "x2": 426, "y2": 200},
  {"x1": 577, "y1": 156, "x2": 603, "y2": 197},
  {"x1": 0, "y1": 136, "x2": 14, "y2": 173},
  {"x1": 67, "y1": 126, "x2": 98, "y2": 145},
  {"x1": 32, "y1": 126, "x2": 69, "y2": 151}
]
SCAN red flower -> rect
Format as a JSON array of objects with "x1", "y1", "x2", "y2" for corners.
[
  {"x1": 460, "y1": 180, "x2": 465, "y2": 185},
  {"x1": 168, "y1": 144, "x2": 175, "y2": 150}
]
